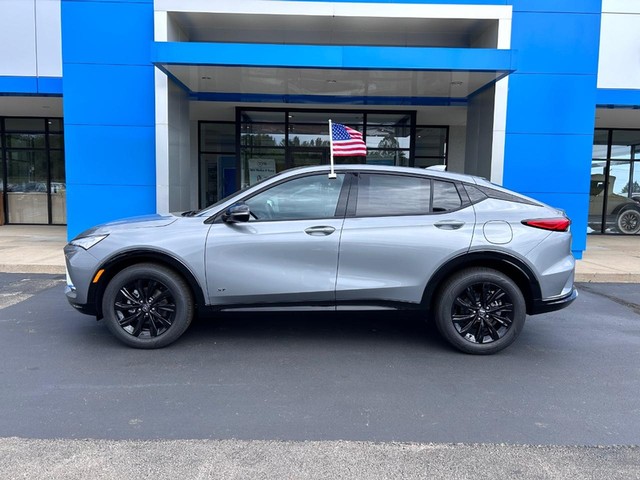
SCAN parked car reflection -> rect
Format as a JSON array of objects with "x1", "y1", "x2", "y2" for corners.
[{"x1": 589, "y1": 174, "x2": 640, "y2": 234}]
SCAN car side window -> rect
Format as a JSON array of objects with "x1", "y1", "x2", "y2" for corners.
[
  {"x1": 245, "y1": 173, "x2": 345, "y2": 221},
  {"x1": 356, "y1": 174, "x2": 431, "y2": 216},
  {"x1": 432, "y1": 180, "x2": 462, "y2": 212}
]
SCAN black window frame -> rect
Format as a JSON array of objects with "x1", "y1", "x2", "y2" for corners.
[{"x1": 346, "y1": 171, "x2": 467, "y2": 219}]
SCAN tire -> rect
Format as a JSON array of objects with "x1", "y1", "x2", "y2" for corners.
[
  {"x1": 101, "y1": 263, "x2": 194, "y2": 349},
  {"x1": 616, "y1": 208, "x2": 640, "y2": 235},
  {"x1": 434, "y1": 267, "x2": 526, "y2": 355}
]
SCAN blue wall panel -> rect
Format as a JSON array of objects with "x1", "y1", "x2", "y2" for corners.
[
  {"x1": 596, "y1": 89, "x2": 640, "y2": 107},
  {"x1": 510, "y1": 12, "x2": 600, "y2": 74},
  {"x1": 503, "y1": 3, "x2": 601, "y2": 257},
  {"x1": 63, "y1": 1, "x2": 156, "y2": 66},
  {"x1": 67, "y1": 184, "x2": 156, "y2": 234},
  {"x1": 62, "y1": 0, "x2": 155, "y2": 239},
  {"x1": 64, "y1": 125, "x2": 156, "y2": 186},
  {"x1": 512, "y1": 0, "x2": 601, "y2": 13},
  {"x1": 63, "y1": 64, "x2": 154, "y2": 126},
  {"x1": 502, "y1": 133, "x2": 593, "y2": 195},
  {"x1": 506, "y1": 74, "x2": 597, "y2": 135},
  {"x1": 0, "y1": 76, "x2": 62, "y2": 96}
]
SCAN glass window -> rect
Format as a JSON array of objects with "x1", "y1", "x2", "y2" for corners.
[
  {"x1": 48, "y1": 134, "x2": 64, "y2": 150},
  {"x1": 592, "y1": 130, "x2": 609, "y2": 159},
  {"x1": 416, "y1": 127, "x2": 447, "y2": 157},
  {"x1": 288, "y1": 123, "x2": 330, "y2": 147},
  {"x1": 47, "y1": 119, "x2": 63, "y2": 133},
  {"x1": 6, "y1": 150, "x2": 49, "y2": 224},
  {"x1": 588, "y1": 161, "x2": 607, "y2": 233},
  {"x1": 366, "y1": 150, "x2": 410, "y2": 167},
  {"x1": 200, "y1": 123, "x2": 235, "y2": 152},
  {"x1": 356, "y1": 174, "x2": 431, "y2": 217},
  {"x1": 50, "y1": 151, "x2": 66, "y2": 224},
  {"x1": 366, "y1": 124, "x2": 411, "y2": 150},
  {"x1": 288, "y1": 111, "x2": 363, "y2": 126},
  {"x1": 6, "y1": 134, "x2": 45, "y2": 149},
  {"x1": 241, "y1": 149, "x2": 286, "y2": 189},
  {"x1": 610, "y1": 130, "x2": 640, "y2": 160},
  {"x1": 245, "y1": 173, "x2": 345, "y2": 221},
  {"x1": 432, "y1": 180, "x2": 462, "y2": 212},
  {"x1": 241, "y1": 123, "x2": 285, "y2": 147},
  {"x1": 606, "y1": 161, "x2": 640, "y2": 234},
  {"x1": 5, "y1": 118, "x2": 45, "y2": 132}
]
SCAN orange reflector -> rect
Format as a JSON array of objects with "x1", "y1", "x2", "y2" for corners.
[{"x1": 92, "y1": 269, "x2": 105, "y2": 284}]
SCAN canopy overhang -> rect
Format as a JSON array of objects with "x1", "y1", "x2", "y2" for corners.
[{"x1": 152, "y1": 42, "x2": 516, "y2": 105}]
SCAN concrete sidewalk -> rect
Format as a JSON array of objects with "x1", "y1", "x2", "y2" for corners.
[{"x1": 0, "y1": 225, "x2": 638, "y2": 282}]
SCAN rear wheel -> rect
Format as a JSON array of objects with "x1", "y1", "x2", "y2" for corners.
[
  {"x1": 434, "y1": 268, "x2": 526, "y2": 354},
  {"x1": 102, "y1": 263, "x2": 194, "y2": 348}
]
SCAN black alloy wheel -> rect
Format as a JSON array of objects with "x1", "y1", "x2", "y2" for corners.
[
  {"x1": 451, "y1": 282, "x2": 513, "y2": 344},
  {"x1": 114, "y1": 278, "x2": 176, "y2": 338},
  {"x1": 435, "y1": 267, "x2": 526, "y2": 355},
  {"x1": 102, "y1": 263, "x2": 194, "y2": 349}
]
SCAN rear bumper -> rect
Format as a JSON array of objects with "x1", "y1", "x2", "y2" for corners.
[{"x1": 531, "y1": 287, "x2": 578, "y2": 315}]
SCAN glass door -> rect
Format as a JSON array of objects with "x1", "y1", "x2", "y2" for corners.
[{"x1": 289, "y1": 147, "x2": 328, "y2": 168}]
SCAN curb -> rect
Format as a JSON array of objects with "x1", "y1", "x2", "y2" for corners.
[
  {"x1": 0, "y1": 265, "x2": 66, "y2": 275},
  {"x1": 575, "y1": 273, "x2": 640, "y2": 284}
]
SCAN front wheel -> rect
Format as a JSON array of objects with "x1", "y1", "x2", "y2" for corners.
[
  {"x1": 102, "y1": 263, "x2": 194, "y2": 349},
  {"x1": 434, "y1": 268, "x2": 526, "y2": 355},
  {"x1": 616, "y1": 208, "x2": 640, "y2": 235}
]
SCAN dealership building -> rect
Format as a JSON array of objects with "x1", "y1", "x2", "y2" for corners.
[{"x1": 1, "y1": 0, "x2": 640, "y2": 257}]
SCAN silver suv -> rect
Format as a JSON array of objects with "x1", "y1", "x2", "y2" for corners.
[{"x1": 64, "y1": 165, "x2": 577, "y2": 354}]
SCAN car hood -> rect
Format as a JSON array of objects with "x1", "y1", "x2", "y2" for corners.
[{"x1": 74, "y1": 214, "x2": 179, "y2": 238}]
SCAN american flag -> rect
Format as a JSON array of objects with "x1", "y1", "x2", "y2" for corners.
[{"x1": 331, "y1": 123, "x2": 367, "y2": 156}]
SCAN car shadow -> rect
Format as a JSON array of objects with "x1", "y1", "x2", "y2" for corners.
[{"x1": 181, "y1": 310, "x2": 452, "y2": 352}]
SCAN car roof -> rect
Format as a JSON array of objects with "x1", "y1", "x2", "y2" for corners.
[{"x1": 279, "y1": 164, "x2": 479, "y2": 184}]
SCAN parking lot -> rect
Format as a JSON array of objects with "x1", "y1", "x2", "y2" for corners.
[{"x1": 0, "y1": 273, "x2": 639, "y2": 448}]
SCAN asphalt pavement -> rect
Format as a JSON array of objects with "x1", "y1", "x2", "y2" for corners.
[{"x1": 0, "y1": 274, "x2": 639, "y2": 478}]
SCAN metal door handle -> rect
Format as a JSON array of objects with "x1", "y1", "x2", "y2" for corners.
[
  {"x1": 304, "y1": 226, "x2": 336, "y2": 236},
  {"x1": 434, "y1": 220, "x2": 465, "y2": 230}
]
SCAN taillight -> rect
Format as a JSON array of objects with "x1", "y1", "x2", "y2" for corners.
[{"x1": 522, "y1": 218, "x2": 571, "y2": 232}]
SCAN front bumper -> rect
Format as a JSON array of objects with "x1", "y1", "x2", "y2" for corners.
[
  {"x1": 530, "y1": 287, "x2": 578, "y2": 315},
  {"x1": 64, "y1": 243, "x2": 100, "y2": 317}
]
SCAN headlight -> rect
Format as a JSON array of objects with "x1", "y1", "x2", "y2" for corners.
[{"x1": 69, "y1": 234, "x2": 108, "y2": 250}]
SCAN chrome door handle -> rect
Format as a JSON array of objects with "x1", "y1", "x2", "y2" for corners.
[
  {"x1": 304, "y1": 226, "x2": 336, "y2": 236},
  {"x1": 434, "y1": 220, "x2": 465, "y2": 230}
]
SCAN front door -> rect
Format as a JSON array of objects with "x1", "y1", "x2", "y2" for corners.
[{"x1": 205, "y1": 172, "x2": 349, "y2": 307}]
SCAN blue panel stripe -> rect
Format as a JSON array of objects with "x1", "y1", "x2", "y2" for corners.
[
  {"x1": 192, "y1": 91, "x2": 468, "y2": 106},
  {"x1": 0, "y1": 76, "x2": 62, "y2": 95},
  {"x1": 596, "y1": 89, "x2": 640, "y2": 108},
  {"x1": 152, "y1": 42, "x2": 516, "y2": 72}
]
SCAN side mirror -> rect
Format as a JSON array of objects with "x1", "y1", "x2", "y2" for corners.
[{"x1": 222, "y1": 203, "x2": 250, "y2": 223}]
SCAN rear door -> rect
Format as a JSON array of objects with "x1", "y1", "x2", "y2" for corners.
[{"x1": 335, "y1": 172, "x2": 475, "y2": 305}]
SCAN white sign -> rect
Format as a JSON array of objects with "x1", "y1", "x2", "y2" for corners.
[{"x1": 248, "y1": 158, "x2": 276, "y2": 185}]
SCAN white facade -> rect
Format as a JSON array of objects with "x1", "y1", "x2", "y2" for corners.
[{"x1": 0, "y1": 0, "x2": 62, "y2": 78}]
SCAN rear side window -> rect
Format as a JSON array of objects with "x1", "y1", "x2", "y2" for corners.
[
  {"x1": 356, "y1": 174, "x2": 431, "y2": 216},
  {"x1": 432, "y1": 180, "x2": 462, "y2": 212}
]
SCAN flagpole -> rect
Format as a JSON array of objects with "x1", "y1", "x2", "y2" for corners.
[{"x1": 328, "y1": 119, "x2": 336, "y2": 179}]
